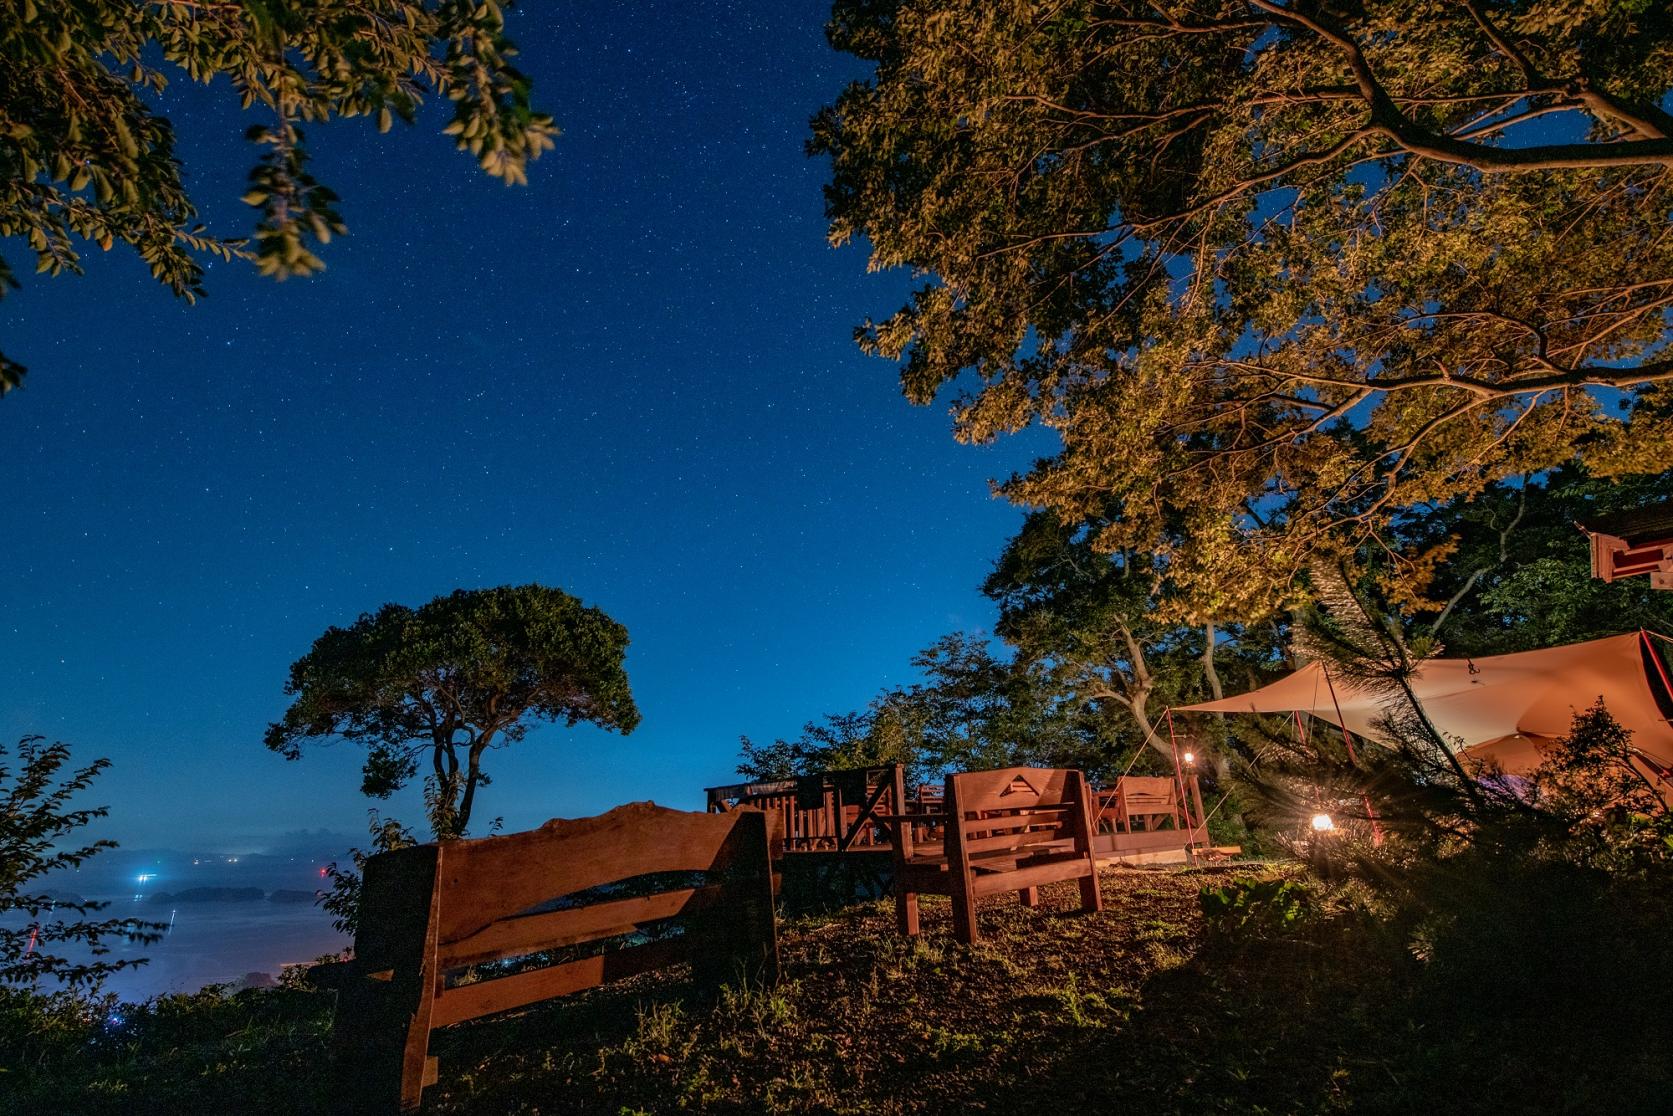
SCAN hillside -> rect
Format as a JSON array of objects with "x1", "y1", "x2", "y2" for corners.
[{"x1": 7, "y1": 864, "x2": 1667, "y2": 1114}]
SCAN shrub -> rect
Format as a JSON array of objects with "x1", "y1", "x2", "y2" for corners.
[
  {"x1": 1198, "y1": 875, "x2": 1313, "y2": 938},
  {"x1": 1, "y1": 736, "x2": 161, "y2": 988}
]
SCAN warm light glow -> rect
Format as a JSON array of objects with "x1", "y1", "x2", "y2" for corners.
[
  {"x1": 1182, "y1": 752, "x2": 1195, "y2": 765},
  {"x1": 1310, "y1": 813, "x2": 1335, "y2": 832}
]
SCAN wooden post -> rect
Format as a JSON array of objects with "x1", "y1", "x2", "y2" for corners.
[
  {"x1": 691, "y1": 810, "x2": 779, "y2": 990},
  {"x1": 1187, "y1": 772, "x2": 1207, "y2": 839},
  {"x1": 945, "y1": 772, "x2": 979, "y2": 944},
  {"x1": 1070, "y1": 771, "x2": 1104, "y2": 914},
  {"x1": 333, "y1": 843, "x2": 443, "y2": 1114}
]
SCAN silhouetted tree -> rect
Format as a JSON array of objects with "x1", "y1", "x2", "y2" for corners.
[
  {"x1": 266, "y1": 585, "x2": 639, "y2": 839},
  {"x1": 1, "y1": 737, "x2": 160, "y2": 988}
]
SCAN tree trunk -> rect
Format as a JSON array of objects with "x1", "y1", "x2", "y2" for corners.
[
  {"x1": 1201, "y1": 623, "x2": 1233, "y2": 781},
  {"x1": 455, "y1": 736, "x2": 493, "y2": 837}
]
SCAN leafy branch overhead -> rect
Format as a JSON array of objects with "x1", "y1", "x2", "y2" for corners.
[
  {"x1": 815, "y1": 0, "x2": 1673, "y2": 617},
  {"x1": 0, "y1": 0, "x2": 557, "y2": 392}
]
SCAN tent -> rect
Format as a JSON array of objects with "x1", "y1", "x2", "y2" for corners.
[{"x1": 1176, "y1": 630, "x2": 1673, "y2": 776}]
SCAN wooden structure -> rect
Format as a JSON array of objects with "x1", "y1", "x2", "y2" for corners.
[
  {"x1": 886, "y1": 766, "x2": 1103, "y2": 944},
  {"x1": 1582, "y1": 499, "x2": 1673, "y2": 590},
  {"x1": 704, "y1": 765, "x2": 903, "y2": 852},
  {"x1": 331, "y1": 802, "x2": 777, "y2": 1113},
  {"x1": 1092, "y1": 772, "x2": 1209, "y2": 863},
  {"x1": 705, "y1": 765, "x2": 908, "y2": 909}
]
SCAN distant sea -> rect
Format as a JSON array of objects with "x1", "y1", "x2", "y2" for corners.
[
  {"x1": 86, "y1": 897, "x2": 349, "y2": 1001},
  {"x1": 23, "y1": 841, "x2": 354, "y2": 1002}
]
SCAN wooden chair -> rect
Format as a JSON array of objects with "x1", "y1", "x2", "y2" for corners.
[
  {"x1": 888, "y1": 766, "x2": 1103, "y2": 944},
  {"x1": 1098, "y1": 775, "x2": 1185, "y2": 833},
  {"x1": 331, "y1": 802, "x2": 776, "y2": 1112}
]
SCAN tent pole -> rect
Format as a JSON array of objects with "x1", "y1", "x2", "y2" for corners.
[
  {"x1": 1164, "y1": 709, "x2": 1200, "y2": 848},
  {"x1": 1635, "y1": 630, "x2": 1673, "y2": 800},
  {"x1": 1320, "y1": 668, "x2": 1385, "y2": 848},
  {"x1": 1642, "y1": 628, "x2": 1673, "y2": 706}
]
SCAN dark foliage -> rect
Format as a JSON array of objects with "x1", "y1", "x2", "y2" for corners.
[{"x1": 0, "y1": 737, "x2": 160, "y2": 990}]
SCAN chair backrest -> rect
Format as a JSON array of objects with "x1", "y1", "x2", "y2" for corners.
[
  {"x1": 337, "y1": 802, "x2": 776, "y2": 1111},
  {"x1": 946, "y1": 766, "x2": 1090, "y2": 858},
  {"x1": 1117, "y1": 775, "x2": 1178, "y2": 810}
]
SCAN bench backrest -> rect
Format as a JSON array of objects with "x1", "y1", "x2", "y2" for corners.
[
  {"x1": 335, "y1": 802, "x2": 777, "y2": 1112},
  {"x1": 1116, "y1": 775, "x2": 1178, "y2": 810},
  {"x1": 947, "y1": 766, "x2": 1095, "y2": 860}
]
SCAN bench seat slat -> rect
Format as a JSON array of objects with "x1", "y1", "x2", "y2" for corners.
[
  {"x1": 431, "y1": 937, "x2": 688, "y2": 1028},
  {"x1": 437, "y1": 884, "x2": 730, "y2": 970}
]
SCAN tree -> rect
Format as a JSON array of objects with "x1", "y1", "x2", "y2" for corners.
[
  {"x1": 0, "y1": 0, "x2": 556, "y2": 392},
  {"x1": 2, "y1": 736, "x2": 160, "y2": 989},
  {"x1": 738, "y1": 708, "x2": 885, "y2": 781},
  {"x1": 738, "y1": 631, "x2": 1116, "y2": 785},
  {"x1": 1394, "y1": 465, "x2": 1673, "y2": 655},
  {"x1": 815, "y1": 0, "x2": 1673, "y2": 616},
  {"x1": 985, "y1": 509, "x2": 1286, "y2": 770},
  {"x1": 265, "y1": 585, "x2": 639, "y2": 839}
]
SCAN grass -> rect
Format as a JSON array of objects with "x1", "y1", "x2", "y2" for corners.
[{"x1": 5, "y1": 864, "x2": 1670, "y2": 1113}]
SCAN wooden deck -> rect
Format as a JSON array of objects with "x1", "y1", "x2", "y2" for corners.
[
  {"x1": 705, "y1": 762, "x2": 1215, "y2": 899},
  {"x1": 706, "y1": 765, "x2": 908, "y2": 909},
  {"x1": 1094, "y1": 826, "x2": 1211, "y2": 864}
]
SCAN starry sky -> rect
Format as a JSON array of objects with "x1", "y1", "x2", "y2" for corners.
[{"x1": 0, "y1": 2, "x2": 1045, "y2": 851}]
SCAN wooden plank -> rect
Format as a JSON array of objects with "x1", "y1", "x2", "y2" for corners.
[
  {"x1": 333, "y1": 843, "x2": 442, "y2": 1114},
  {"x1": 955, "y1": 767, "x2": 1073, "y2": 815},
  {"x1": 837, "y1": 775, "x2": 894, "y2": 852},
  {"x1": 437, "y1": 884, "x2": 730, "y2": 969},
  {"x1": 435, "y1": 803, "x2": 759, "y2": 944},
  {"x1": 1097, "y1": 826, "x2": 1209, "y2": 853},
  {"x1": 956, "y1": 829, "x2": 1070, "y2": 856},
  {"x1": 689, "y1": 813, "x2": 777, "y2": 989},
  {"x1": 431, "y1": 936, "x2": 689, "y2": 1029},
  {"x1": 960, "y1": 803, "x2": 1072, "y2": 835},
  {"x1": 961, "y1": 828, "x2": 1074, "y2": 856},
  {"x1": 944, "y1": 772, "x2": 979, "y2": 943},
  {"x1": 969, "y1": 856, "x2": 1093, "y2": 897},
  {"x1": 1069, "y1": 770, "x2": 1104, "y2": 914}
]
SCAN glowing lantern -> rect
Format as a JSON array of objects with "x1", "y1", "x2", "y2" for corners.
[
  {"x1": 1182, "y1": 752, "x2": 1195, "y2": 765},
  {"x1": 1310, "y1": 813, "x2": 1335, "y2": 832}
]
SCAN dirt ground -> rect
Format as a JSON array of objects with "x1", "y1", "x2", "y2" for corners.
[{"x1": 422, "y1": 865, "x2": 1405, "y2": 1114}]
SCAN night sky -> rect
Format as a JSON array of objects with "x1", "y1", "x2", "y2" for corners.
[{"x1": 1, "y1": 2, "x2": 1043, "y2": 850}]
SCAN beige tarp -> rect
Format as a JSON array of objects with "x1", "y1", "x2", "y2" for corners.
[{"x1": 1176, "y1": 631, "x2": 1673, "y2": 775}]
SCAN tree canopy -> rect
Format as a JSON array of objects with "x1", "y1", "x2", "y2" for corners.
[
  {"x1": 738, "y1": 632, "x2": 1117, "y2": 785},
  {"x1": 1395, "y1": 465, "x2": 1673, "y2": 655},
  {"x1": 265, "y1": 584, "x2": 639, "y2": 839},
  {"x1": 0, "y1": 0, "x2": 555, "y2": 392},
  {"x1": 815, "y1": 0, "x2": 1673, "y2": 617},
  {"x1": 986, "y1": 509, "x2": 1285, "y2": 765}
]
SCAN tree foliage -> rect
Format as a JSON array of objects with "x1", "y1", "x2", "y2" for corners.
[
  {"x1": 0, "y1": 0, "x2": 556, "y2": 392},
  {"x1": 738, "y1": 632, "x2": 1118, "y2": 785},
  {"x1": 265, "y1": 584, "x2": 639, "y2": 839},
  {"x1": 986, "y1": 508, "x2": 1286, "y2": 766},
  {"x1": 1395, "y1": 465, "x2": 1673, "y2": 655},
  {"x1": 1, "y1": 736, "x2": 160, "y2": 989},
  {"x1": 816, "y1": 0, "x2": 1673, "y2": 616}
]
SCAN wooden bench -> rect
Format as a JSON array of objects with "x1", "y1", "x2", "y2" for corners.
[
  {"x1": 887, "y1": 766, "x2": 1103, "y2": 944},
  {"x1": 1097, "y1": 775, "x2": 1188, "y2": 833},
  {"x1": 331, "y1": 802, "x2": 777, "y2": 1112}
]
